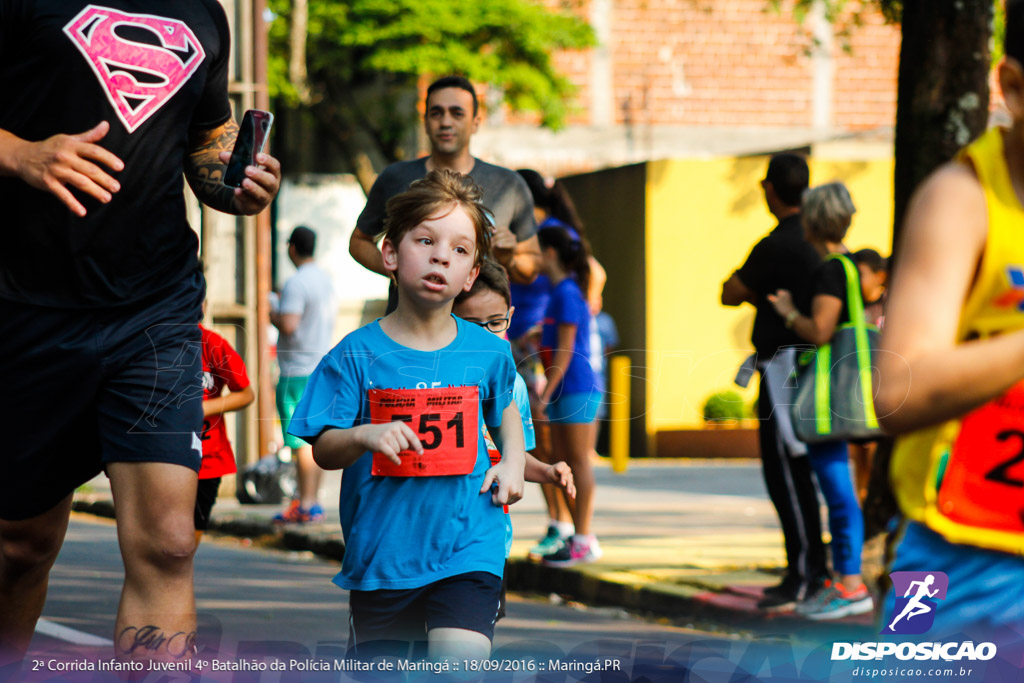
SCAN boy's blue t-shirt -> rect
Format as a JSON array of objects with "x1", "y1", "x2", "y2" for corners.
[
  {"x1": 287, "y1": 316, "x2": 516, "y2": 591},
  {"x1": 541, "y1": 278, "x2": 597, "y2": 397},
  {"x1": 513, "y1": 373, "x2": 535, "y2": 451}
]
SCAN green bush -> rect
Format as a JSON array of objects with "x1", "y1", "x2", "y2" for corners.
[{"x1": 702, "y1": 390, "x2": 749, "y2": 423}]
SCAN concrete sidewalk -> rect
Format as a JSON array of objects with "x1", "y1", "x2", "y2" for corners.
[{"x1": 72, "y1": 458, "x2": 876, "y2": 637}]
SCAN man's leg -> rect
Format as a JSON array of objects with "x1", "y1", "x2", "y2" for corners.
[
  {"x1": 757, "y1": 379, "x2": 826, "y2": 599},
  {"x1": 0, "y1": 495, "x2": 73, "y2": 665},
  {"x1": 108, "y1": 462, "x2": 198, "y2": 661}
]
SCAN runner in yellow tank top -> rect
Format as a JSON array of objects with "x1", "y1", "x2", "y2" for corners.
[{"x1": 876, "y1": 0, "x2": 1024, "y2": 640}]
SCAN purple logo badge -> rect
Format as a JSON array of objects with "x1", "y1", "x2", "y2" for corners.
[{"x1": 882, "y1": 572, "x2": 949, "y2": 635}]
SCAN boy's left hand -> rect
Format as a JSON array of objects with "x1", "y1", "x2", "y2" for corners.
[{"x1": 480, "y1": 458, "x2": 525, "y2": 506}]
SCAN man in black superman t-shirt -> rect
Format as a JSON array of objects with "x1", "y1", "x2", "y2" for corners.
[{"x1": 0, "y1": 1, "x2": 281, "y2": 666}]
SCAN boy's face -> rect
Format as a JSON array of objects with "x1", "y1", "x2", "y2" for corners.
[
  {"x1": 454, "y1": 289, "x2": 514, "y2": 340},
  {"x1": 382, "y1": 203, "x2": 480, "y2": 306}
]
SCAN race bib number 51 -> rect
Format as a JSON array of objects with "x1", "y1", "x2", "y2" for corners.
[{"x1": 369, "y1": 386, "x2": 479, "y2": 477}]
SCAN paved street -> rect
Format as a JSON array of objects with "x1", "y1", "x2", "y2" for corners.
[
  {"x1": 17, "y1": 460, "x2": 949, "y2": 682},
  {"x1": 24, "y1": 516, "x2": 791, "y2": 682}
]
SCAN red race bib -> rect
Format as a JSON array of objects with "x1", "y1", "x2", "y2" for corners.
[
  {"x1": 369, "y1": 386, "x2": 480, "y2": 477},
  {"x1": 937, "y1": 381, "x2": 1024, "y2": 532}
]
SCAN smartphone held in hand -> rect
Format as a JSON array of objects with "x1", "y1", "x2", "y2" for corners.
[{"x1": 223, "y1": 109, "x2": 274, "y2": 188}]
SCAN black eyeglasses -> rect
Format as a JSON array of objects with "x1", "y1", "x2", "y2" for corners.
[{"x1": 468, "y1": 316, "x2": 511, "y2": 333}]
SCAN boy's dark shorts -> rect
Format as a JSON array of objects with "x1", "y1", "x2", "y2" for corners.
[
  {"x1": 0, "y1": 270, "x2": 205, "y2": 521},
  {"x1": 194, "y1": 477, "x2": 222, "y2": 531},
  {"x1": 347, "y1": 571, "x2": 502, "y2": 661}
]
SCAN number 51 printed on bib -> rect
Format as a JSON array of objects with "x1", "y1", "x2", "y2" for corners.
[{"x1": 368, "y1": 386, "x2": 480, "y2": 476}]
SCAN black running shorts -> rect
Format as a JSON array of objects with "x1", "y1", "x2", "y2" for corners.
[
  {"x1": 347, "y1": 571, "x2": 503, "y2": 661},
  {"x1": 0, "y1": 270, "x2": 206, "y2": 521}
]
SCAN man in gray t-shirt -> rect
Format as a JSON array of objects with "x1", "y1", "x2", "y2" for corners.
[
  {"x1": 350, "y1": 76, "x2": 539, "y2": 300},
  {"x1": 271, "y1": 226, "x2": 335, "y2": 523}
]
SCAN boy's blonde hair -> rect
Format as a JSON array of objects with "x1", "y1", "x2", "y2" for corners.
[{"x1": 381, "y1": 170, "x2": 492, "y2": 266}]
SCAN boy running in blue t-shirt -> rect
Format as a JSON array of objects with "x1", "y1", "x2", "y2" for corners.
[{"x1": 287, "y1": 170, "x2": 527, "y2": 663}]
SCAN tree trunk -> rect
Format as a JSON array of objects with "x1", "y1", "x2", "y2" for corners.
[
  {"x1": 866, "y1": 0, "x2": 993, "y2": 542},
  {"x1": 288, "y1": 0, "x2": 312, "y2": 104},
  {"x1": 892, "y1": 0, "x2": 992, "y2": 247}
]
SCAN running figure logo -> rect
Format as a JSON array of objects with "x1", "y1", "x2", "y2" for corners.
[{"x1": 883, "y1": 571, "x2": 949, "y2": 635}]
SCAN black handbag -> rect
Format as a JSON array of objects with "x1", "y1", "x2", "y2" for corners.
[{"x1": 791, "y1": 253, "x2": 883, "y2": 444}]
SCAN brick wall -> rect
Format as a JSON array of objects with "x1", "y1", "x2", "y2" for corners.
[
  {"x1": 505, "y1": 0, "x2": 900, "y2": 131},
  {"x1": 831, "y1": 1, "x2": 901, "y2": 130}
]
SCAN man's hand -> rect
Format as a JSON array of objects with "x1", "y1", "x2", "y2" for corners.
[
  {"x1": 5, "y1": 122, "x2": 124, "y2": 217},
  {"x1": 490, "y1": 224, "x2": 517, "y2": 266},
  {"x1": 217, "y1": 151, "x2": 281, "y2": 216}
]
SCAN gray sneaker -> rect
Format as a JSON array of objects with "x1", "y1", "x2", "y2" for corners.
[{"x1": 799, "y1": 581, "x2": 873, "y2": 621}]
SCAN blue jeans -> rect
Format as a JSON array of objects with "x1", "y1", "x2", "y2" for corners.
[{"x1": 807, "y1": 440, "x2": 863, "y2": 576}]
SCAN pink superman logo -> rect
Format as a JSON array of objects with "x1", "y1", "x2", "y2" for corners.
[{"x1": 63, "y1": 5, "x2": 206, "y2": 134}]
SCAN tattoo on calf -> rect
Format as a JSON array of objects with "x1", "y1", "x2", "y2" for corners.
[
  {"x1": 117, "y1": 625, "x2": 198, "y2": 659},
  {"x1": 185, "y1": 119, "x2": 240, "y2": 214}
]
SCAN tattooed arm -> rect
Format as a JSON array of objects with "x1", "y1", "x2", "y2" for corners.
[{"x1": 184, "y1": 118, "x2": 281, "y2": 216}]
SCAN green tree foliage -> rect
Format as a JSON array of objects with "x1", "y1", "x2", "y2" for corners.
[
  {"x1": 766, "y1": 0, "x2": 901, "y2": 52},
  {"x1": 769, "y1": 0, "x2": 1005, "y2": 66},
  {"x1": 266, "y1": 0, "x2": 594, "y2": 184}
]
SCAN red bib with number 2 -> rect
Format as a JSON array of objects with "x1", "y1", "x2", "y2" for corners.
[
  {"x1": 369, "y1": 386, "x2": 479, "y2": 477},
  {"x1": 937, "y1": 381, "x2": 1024, "y2": 533}
]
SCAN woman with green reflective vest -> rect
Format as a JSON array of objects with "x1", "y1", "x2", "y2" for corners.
[{"x1": 765, "y1": 182, "x2": 873, "y2": 621}]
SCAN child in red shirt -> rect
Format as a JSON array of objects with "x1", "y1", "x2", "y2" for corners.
[{"x1": 197, "y1": 313, "x2": 255, "y2": 542}]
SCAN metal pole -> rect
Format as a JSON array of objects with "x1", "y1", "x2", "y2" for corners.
[
  {"x1": 252, "y1": 0, "x2": 274, "y2": 460},
  {"x1": 609, "y1": 355, "x2": 631, "y2": 473}
]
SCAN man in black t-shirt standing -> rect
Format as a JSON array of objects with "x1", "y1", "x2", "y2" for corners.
[
  {"x1": 0, "y1": 1, "x2": 281, "y2": 667},
  {"x1": 721, "y1": 153, "x2": 827, "y2": 611},
  {"x1": 349, "y1": 76, "x2": 540, "y2": 298}
]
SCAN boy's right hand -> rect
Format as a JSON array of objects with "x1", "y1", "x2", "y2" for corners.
[{"x1": 358, "y1": 421, "x2": 423, "y2": 465}]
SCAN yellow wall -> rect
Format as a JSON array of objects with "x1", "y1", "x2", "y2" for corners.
[{"x1": 645, "y1": 156, "x2": 894, "y2": 434}]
